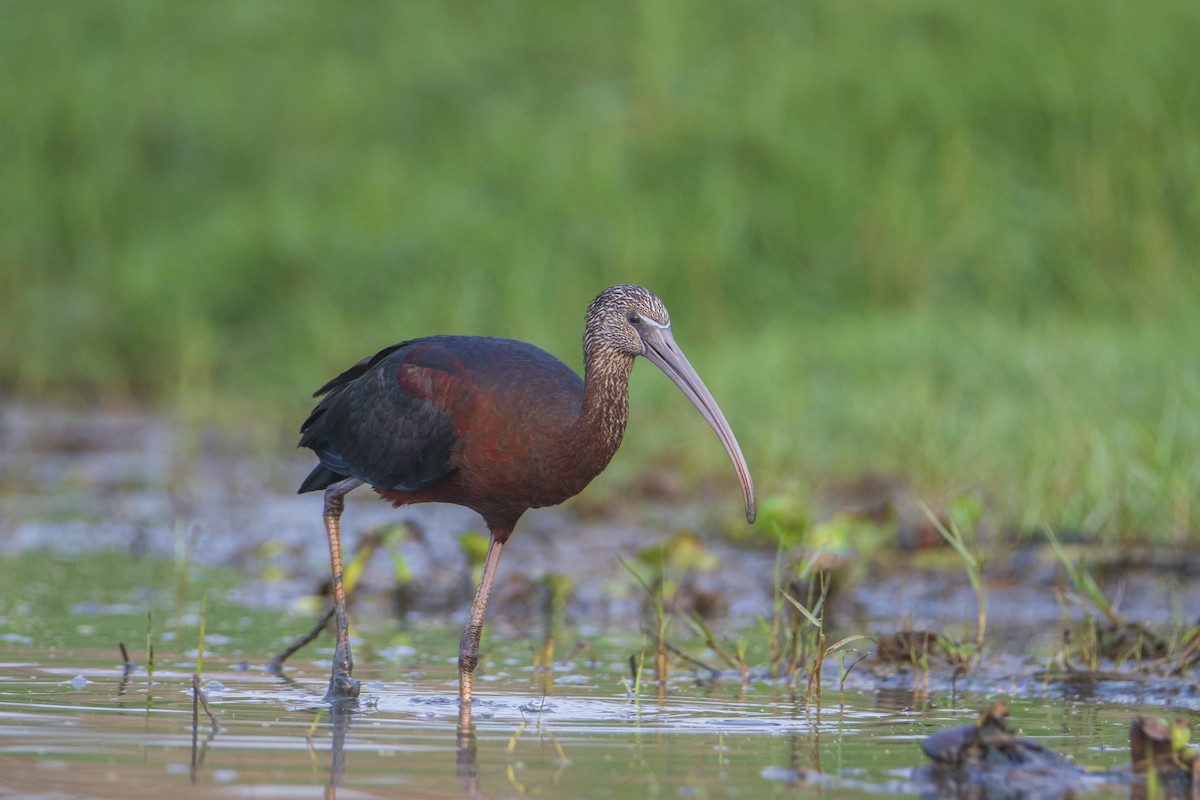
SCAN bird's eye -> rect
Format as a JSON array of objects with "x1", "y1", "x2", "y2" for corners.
[{"x1": 627, "y1": 312, "x2": 642, "y2": 325}]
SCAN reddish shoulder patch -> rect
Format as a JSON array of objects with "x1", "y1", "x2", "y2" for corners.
[{"x1": 395, "y1": 342, "x2": 473, "y2": 406}]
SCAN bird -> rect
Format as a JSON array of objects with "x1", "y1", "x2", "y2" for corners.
[{"x1": 297, "y1": 284, "x2": 756, "y2": 705}]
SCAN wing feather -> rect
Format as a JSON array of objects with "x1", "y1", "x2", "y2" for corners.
[{"x1": 298, "y1": 339, "x2": 457, "y2": 492}]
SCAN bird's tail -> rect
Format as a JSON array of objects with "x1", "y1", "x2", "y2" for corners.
[{"x1": 298, "y1": 464, "x2": 349, "y2": 494}]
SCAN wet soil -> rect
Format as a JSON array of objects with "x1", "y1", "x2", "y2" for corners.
[{"x1": 3, "y1": 403, "x2": 1198, "y2": 681}]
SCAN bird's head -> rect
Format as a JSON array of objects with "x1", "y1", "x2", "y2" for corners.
[
  {"x1": 585, "y1": 284, "x2": 671, "y2": 357},
  {"x1": 584, "y1": 284, "x2": 757, "y2": 524}
]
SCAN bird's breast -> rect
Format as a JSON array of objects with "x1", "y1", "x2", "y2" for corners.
[{"x1": 452, "y1": 378, "x2": 597, "y2": 509}]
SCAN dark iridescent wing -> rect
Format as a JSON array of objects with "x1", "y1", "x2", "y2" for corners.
[{"x1": 298, "y1": 339, "x2": 459, "y2": 493}]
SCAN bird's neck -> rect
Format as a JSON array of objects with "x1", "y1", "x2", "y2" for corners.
[{"x1": 572, "y1": 348, "x2": 635, "y2": 472}]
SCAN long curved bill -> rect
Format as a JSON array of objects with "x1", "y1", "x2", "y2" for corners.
[{"x1": 640, "y1": 324, "x2": 757, "y2": 524}]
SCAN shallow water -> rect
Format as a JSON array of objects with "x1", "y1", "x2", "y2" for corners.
[{"x1": 0, "y1": 638, "x2": 1154, "y2": 799}]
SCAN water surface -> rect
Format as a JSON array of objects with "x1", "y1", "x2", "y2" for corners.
[{"x1": 0, "y1": 633, "x2": 1162, "y2": 799}]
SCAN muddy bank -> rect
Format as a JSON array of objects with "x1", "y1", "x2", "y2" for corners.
[{"x1": 3, "y1": 403, "x2": 1198, "y2": 676}]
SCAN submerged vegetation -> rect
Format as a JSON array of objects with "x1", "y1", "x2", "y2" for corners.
[{"x1": 2, "y1": 0, "x2": 1198, "y2": 546}]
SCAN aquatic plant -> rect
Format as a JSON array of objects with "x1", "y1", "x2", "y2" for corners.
[
  {"x1": 920, "y1": 498, "x2": 988, "y2": 670},
  {"x1": 1044, "y1": 525, "x2": 1181, "y2": 673},
  {"x1": 619, "y1": 554, "x2": 671, "y2": 688}
]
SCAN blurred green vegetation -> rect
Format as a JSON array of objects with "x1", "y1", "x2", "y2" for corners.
[{"x1": 2, "y1": 1, "x2": 1198, "y2": 541}]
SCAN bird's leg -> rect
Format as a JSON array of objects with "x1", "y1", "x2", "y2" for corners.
[
  {"x1": 322, "y1": 477, "x2": 363, "y2": 703},
  {"x1": 458, "y1": 535, "x2": 505, "y2": 707}
]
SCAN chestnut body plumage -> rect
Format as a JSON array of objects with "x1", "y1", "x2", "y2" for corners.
[{"x1": 298, "y1": 285, "x2": 756, "y2": 705}]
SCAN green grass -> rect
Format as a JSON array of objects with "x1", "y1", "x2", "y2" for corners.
[{"x1": 2, "y1": 1, "x2": 1198, "y2": 543}]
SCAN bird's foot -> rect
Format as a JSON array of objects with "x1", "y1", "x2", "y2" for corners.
[
  {"x1": 459, "y1": 671, "x2": 473, "y2": 705},
  {"x1": 323, "y1": 671, "x2": 361, "y2": 704},
  {"x1": 457, "y1": 651, "x2": 478, "y2": 705},
  {"x1": 323, "y1": 637, "x2": 359, "y2": 703}
]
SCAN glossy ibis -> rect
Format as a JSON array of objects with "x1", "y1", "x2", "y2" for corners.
[{"x1": 298, "y1": 284, "x2": 756, "y2": 703}]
